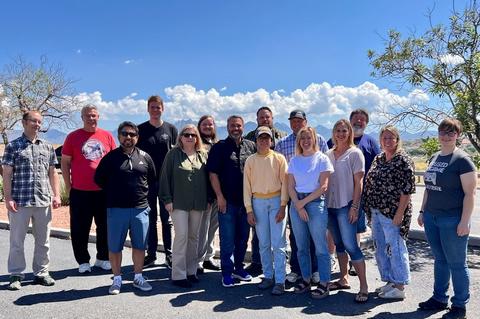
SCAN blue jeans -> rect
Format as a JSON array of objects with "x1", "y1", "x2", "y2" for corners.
[
  {"x1": 328, "y1": 203, "x2": 364, "y2": 261},
  {"x1": 290, "y1": 195, "x2": 330, "y2": 283},
  {"x1": 371, "y1": 209, "x2": 410, "y2": 285},
  {"x1": 252, "y1": 196, "x2": 287, "y2": 284},
  {"x1": 218, "y1": 203, "x2": 250, "y2": 277},
  {"x1": 423, "y1": 211, "x2": 470, "y2": 308}
]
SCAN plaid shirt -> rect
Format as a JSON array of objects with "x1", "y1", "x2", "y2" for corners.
[
  {"x1": 1, "y1": 134, "x2": 57, "y2": 207},
  {"x1": 275, "y1": 132, "x2": 329, "y2": 163}
]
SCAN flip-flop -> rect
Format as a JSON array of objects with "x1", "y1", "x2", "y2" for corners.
[
  {"x1": 328, "y1": 281, "x2": 351, "y2": 291},
  {"x1": 354, "y1": 292, "x2": 369, "y2": 303}
]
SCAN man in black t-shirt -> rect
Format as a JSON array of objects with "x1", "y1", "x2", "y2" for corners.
[{"x1": 137, "y1": 95, "x2": 178, "y2": 269}]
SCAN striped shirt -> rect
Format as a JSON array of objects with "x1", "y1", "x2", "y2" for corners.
[
  {"x1": 275, "y1": 132, "x2": 329, "y2": 163},
  {"x1": 1, "y1": 134, "x2": 57, "y2": 207}
]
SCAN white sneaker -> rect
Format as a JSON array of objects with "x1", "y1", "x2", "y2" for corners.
[
  {"x1": 286, "y1": 272, "x2": 299, "y2": 283},
  {"x1": 379, "y1": 287, "x2": 406, "y2": 299},
  {"x1": 375, "y1": 282, "x2": 395, "y2": 294},
  {"x1": 109, "y1": 278, "x2": 122, "y2": 295},
  {"x1": 312, "y1": 272, "x2": 320, "y2": 285},
  {"x1": 133, "y1": 275, "x2": 152, "y2": 291},
  {"x1": 94, "y1": 259, "x2": 112, "y2": 270},
  {"x1": 78, "y1": 263, "x2": 91, "y2": 274}
]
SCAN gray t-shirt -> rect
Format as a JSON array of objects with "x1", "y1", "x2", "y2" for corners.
[{"x1": 424, "y1": 149, "x2": 476, "y2": 216}]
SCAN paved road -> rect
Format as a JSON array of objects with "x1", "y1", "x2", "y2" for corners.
[{"x1": 0, "y1": 230, "x2": 479, "y2": 319}]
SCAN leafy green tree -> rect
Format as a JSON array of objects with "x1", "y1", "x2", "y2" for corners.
[
  {"x1": 368, "y1": 1, "x2": 480, "y2": 154},
  {"x1": 0, "y1": 56, "x2": 80, "y2": 144},
  {"x1": 420, "y1": 137, "x2": 441, "y2": 159}
]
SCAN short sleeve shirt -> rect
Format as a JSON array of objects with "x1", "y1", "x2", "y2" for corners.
[
  {"x1": 424, "y1": 149, "x2": 476, "y2": 216},
  {"x1": 62, "y1": 128, "x2": 116, "y2": 191},
  {"x1": 137, "y1": 121, "x2": 178, "y2": 178},
  {"x1": 207, "y1": 137, "x2": 256, "y2": 206},
  {"x1": 288, "y1": 151, "x2": 334, "y2": 193},
  {"x1": 326, "y1": 147, "x2": 365, "y2": 208},
  {"x1": 1, "y1": 135, "x2": 57, "y2": 207}
]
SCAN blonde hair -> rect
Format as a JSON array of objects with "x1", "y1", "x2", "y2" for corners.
[
  {"x1": 295, "y1": 127, "x2": 319, "y2": 155},
  {"x1": 176, "y1": 124, "x2": 204, "y2": 151},
  {"x1": 379, "y1": 125, "x2": 402, "y2": 153},
  {"x1": 331, "y1": 119, "x2": 354, "y2": 150}
]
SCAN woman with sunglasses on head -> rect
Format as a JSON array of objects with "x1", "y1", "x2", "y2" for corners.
[
  {"x1": 363, "y1": 125, "x2": 415, "y2": 301},
  {"x1": 326, "y1": 119, "x2": 369, "y2": 303},
  {"x1": 195, "y1": 115, "x2": 221, "y2": 274},
  {"x1": 159, "y1": 124, "x2": 213, "y2": 288},
  {"x1": 288, "y1": 126, "x2": 333, "y2": 299},
  {"x1": 417, "y1": 118, "x2": 477, "y2": 319}
]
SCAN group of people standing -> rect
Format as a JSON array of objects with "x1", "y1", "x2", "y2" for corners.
[{"x1": 1, "y1": 95, "x2": 476, "y2": 319}]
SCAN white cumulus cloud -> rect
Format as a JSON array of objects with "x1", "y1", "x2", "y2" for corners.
[{"x1": 74, "y1": 81, "x2": 430, "y2": 128}]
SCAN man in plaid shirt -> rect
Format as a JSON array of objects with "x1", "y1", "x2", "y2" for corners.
[{"x1": 2, "y1": 111, "x2": 61, "y2": 290}]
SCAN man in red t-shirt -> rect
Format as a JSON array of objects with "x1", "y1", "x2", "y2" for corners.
[{"x1": 61, "y1": 104, "x2": 116, "y2": 273}]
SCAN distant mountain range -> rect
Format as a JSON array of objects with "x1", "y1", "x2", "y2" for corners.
[{"x1": 4, "y1": 121, "x2": 438, "y2": 145}]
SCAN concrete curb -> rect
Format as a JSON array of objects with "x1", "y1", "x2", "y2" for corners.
[{"x1": 408, "y1": 229, "x2": 480, "y2": 247}]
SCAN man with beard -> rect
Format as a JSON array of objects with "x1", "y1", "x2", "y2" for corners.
[
  {"x1": 61, "y1": 104, "x2": 116, "y2": 274},
  {"x1": 94, "y1": 121, "x2": 156, "y2": 295},
  {"x1": 207, "y1": 115, "x2": 256, "y2": 287},
  {"x1": 244, "y1": 106, "x2": 287, "y2": 276}
]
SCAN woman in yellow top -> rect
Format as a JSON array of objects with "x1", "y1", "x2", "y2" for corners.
[{"x1": 244, "y1": 126, "x2": 289, "y2": 295}]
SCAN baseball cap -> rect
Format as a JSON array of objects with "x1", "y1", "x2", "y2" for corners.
[
  {"x1": 255, "y1": 126, "x2": 273, "y2": 139},
  {"x1": 288, "y1": 109, "x2": 306, "y2": 120}
]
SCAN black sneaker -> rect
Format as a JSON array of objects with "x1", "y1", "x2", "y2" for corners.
[
  {"x1": 245, "y1": 262, "x2": 263, "y2": 277},
  {"x1": 143, "y1": 254, "x2": 156, "y2": 268},
  {"x1": 197, "y1": 267, "x2": 205, "y2": 275},
  {"x1": 165, "y1": 255, "x2": 172, "y2": 269},
  {"x1": 172, "y1": 279, "x2": 192, "y2": 288},
  {"x1": 202, "y1": 259, "x2": 220, "y2": 271},
  {"x1": 418, "y1": 297, "x2": 448, "y2": 311},
  {"x1": 442, "y1": 306, "x2": 466, "y2": 319},
  {"x1": 187, "y1": 275, "x2": 200, "y2": 283},
  {"x1": 33, "y1": 275, "x2": 55, "y2": 286}
]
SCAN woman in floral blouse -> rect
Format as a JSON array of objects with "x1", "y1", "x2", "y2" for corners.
[{"x1": 363, "y1": 125, "x2": 415, "y2": 300}]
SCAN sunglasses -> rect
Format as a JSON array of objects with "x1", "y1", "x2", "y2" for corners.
[
  {"x1": 120, "y1": 131, "x2": 138, "y2": 138},
  {"x1": 182, "y1": 133, "x2": 197, "y2": 138},
  {"x1": 438, "y1": 130, "x2": 456, "y2": 137}
]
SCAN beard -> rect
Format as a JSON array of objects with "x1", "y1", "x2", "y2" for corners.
[{"x1": 353, "y1": 126, "x2": 364, "y2": 137}]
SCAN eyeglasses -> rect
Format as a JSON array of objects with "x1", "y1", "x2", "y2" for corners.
[
  {"x1": 182, "y1": 133, "x2": 197, "y2": 138},
  {"x1": 438, "y1": 130, "x2": 457, "y2": 137},
  {"x1": 120, "y1": 131, "x2": 138, "y2": 138}
]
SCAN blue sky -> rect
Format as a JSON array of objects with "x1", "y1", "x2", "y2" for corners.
[{"x1": 0, "y1": 0, "x2": 466, "y2": 130}]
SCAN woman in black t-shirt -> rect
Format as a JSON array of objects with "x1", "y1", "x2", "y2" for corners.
[{"x1": 417, "y1": 118, "x2": 477, "y2": 319}]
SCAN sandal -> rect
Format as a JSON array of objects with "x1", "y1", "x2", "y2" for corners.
[
  {"x1": 328, "y1": 281, "x2": 351, "y2": 291},
  {"x1": 354, "y1": 291, "x2": 369, "y2": 303},
  {"x1": 294, "y1": 280, "x2": 311, "y2": 294},
  {"x1": 311, "y1": 283, "x2": 329, "y2": 299},
  {"x1": 348, "y1": 261, "x2": 357, "y2": 276}
]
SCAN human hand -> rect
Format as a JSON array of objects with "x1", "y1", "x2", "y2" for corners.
[
  {"x1": 165, "y1": 203, "x2": 173, "y2": 214},
  {"x1": 275, "y1": 206, "x2": 286, "y2": 223},
  {"x1": 457, "y1": 220, "x2": 470, "y2": 237},
  {"x1": 217, "y1": 196, "x2": 227, "y2": 214},
  {"x1": 348, "y1": 207, "x2": 358, "y2": 224},
  {"x1": 6, "y1": 199, "x2": 18, "y2": 213},
  {"x1": 417, "y1": 213, "x2": 424, "y2": 227},
  {"x1": 52, "y1": 196, "x2": 61, "y2": 209},
  {"x1": 392, "y1": 213, "x2": 403, "y2": 226},
  {"x1": 298, "y1": 208, "x2": 309, "y2": 222},
  {"x1": 247, "y1": 212, "x2": 256, "y2": 226}
]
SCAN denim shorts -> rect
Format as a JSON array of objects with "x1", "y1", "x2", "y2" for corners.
[{"x1": 107, "y1": 207, "x2": 150, "y2": 253}]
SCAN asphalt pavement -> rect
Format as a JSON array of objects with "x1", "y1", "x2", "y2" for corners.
[{"x1": 0, "y1": 229, "x2": 479, "y2": 319}]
